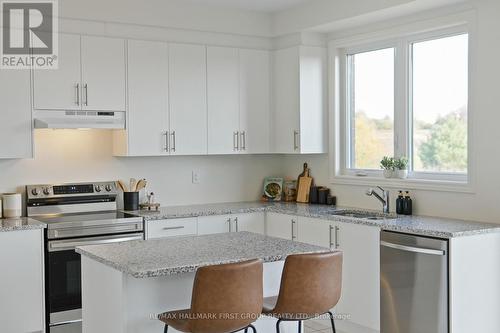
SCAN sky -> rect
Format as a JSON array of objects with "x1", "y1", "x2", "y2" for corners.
[{"x1": 353, "y1": 33, "x2": 468, "y2": 124}]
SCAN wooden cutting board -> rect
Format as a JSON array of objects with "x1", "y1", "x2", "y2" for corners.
[{"x1": 296, "y1": 163, "x2": 313, "y2": 203}]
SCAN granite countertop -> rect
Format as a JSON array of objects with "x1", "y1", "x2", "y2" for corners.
[
  {"x1": 0, "y1": 217, "x2": 46, "y2": 232},
  {"x1": 130, "y1": 201, "x2": 500, "y2": 238},
  {"x1": 76, "y1": 231, "x2": 331, "y2": 278}
]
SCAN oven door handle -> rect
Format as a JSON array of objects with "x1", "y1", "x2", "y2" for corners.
[{"x1": 48, "y1": 233, "x2": 143, "y2": 252}]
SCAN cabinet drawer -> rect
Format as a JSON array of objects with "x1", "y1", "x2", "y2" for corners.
[{"x1": 146, "y1": 218, "x2": 197, "y2": 239}]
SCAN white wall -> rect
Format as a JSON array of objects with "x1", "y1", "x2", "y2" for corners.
[
  {"x1": 0, "y1": 130, "x2": 281, "y2": 208},
  {"x1": 282, "y1": 0, "x2": 500, "y2": 224}
]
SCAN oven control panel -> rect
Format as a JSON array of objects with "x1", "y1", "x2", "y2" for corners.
[{"x1": 27, "y1": 181, "x2": 118, "y2": 199}]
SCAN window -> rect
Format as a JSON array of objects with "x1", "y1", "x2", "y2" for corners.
[
  {"x1": 347, "y1": 48, "x2": 395, "y2": 170},
  {"x1": 341, "y1": 29, "x2": 469, "y2": 182}
]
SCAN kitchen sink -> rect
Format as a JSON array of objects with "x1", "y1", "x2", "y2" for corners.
[{"x1": 331, "y1": 211, "x2": 396, "y2": 220}]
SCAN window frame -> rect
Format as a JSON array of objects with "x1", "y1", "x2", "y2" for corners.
[{"x1": 333, "y1": 23, "x2": 472, "y2": 189}]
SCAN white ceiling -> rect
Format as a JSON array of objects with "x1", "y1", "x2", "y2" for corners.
[{"x1": 183, "y1": 0, "x2": 313, "y2": 13}]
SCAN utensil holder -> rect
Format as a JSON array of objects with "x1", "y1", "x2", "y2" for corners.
[{"x1": 123, "y1": 192, "x2": 139, "y2": 211}]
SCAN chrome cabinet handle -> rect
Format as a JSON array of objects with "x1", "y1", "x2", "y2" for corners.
[
  {"x1": 334, "y1": 226, "x2": 340, "y2": 249},
  {"x1": 293, "y1": 130, "x2": 299, "y2": 151},
  {"x1": 240, "y1": 131, "x2": 246, "y2": 151},
  {"x1": 235, "y1": 217, "x2": 239, "y2": 232},
  {"x1": 170, "y1": 131, "x2": 176, "y2": 152},
  {"x1": 233, "y1": 131, "x2": 239, "y2": 151},
  {"x1": 291, "y1": 219, "x2": 297, "y2": 240},
  {"x1": 227, "y1": 218, "x2": 232, "y2": 232},
  {"x1": 164, "y1": 131, "x2": 170, "y2": 152},
  {"x1": 84, "y1": 83, "x2": 89, "y2": 106},
  {"x1": 329, "y1": 225, "x2": 334, "y2": 248},
  {"x1": 162, "y1": 226, "x2": 185, "y2": 231},
  {"x1": 75, "y1": 83, "x2": 80, "y2": 105}
]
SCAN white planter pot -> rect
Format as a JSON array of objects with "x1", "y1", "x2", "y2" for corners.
[
  {"x1": 383, "y1": 170, "x2": 394, "y2": 178},
  {"x1": 396, "y1": 170, "x2": 408, "y2": 179}
]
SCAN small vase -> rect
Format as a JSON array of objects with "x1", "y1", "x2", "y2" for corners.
[
  {"x1": 396, "y1": 170, "x2": 408, "y2": 179},
  {"x1": 383, "y1": 170, "x2": 393, "y2": 178}
]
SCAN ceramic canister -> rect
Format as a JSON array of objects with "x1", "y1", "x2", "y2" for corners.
[{"x1": 2, "y1": 193, "x2": 22, "y2": 218}]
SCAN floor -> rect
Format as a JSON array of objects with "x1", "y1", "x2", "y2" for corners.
[{"x1": 303, "y1": 318, "x2": 343, "y2": 333}]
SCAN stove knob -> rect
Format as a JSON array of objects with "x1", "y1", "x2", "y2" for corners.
[
  {"x1": 31, "y1": 188, "x2": 39, "y2": 196},
  {"x1": 105, "y1": 184, "x2": 112, "y2": 192},
  {"x1": 95, "y1": 185, "x2": 102, "y2": 192},
  {"x1": 43, "y1": 188, "x2": 50, "y2": 195}
]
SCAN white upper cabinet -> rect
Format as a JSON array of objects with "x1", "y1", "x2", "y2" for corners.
[
  {"x1": 0, "y1": 68, "x2": 32, "y2": 158},
  {"x1": 81, "y1": 36, "x2": 126, "y2": 111},
  {"x1": 207, "y1": 46, "x2": 240, "y2": 154},
  {"x1": 272, "y1": 46, "x2": 326, "y2": 154},
  {"x1": 33, "y1": 34, "x2": 126, "y2": 112},
  {"x1": 239, "y1": 49, "x2": 271, "y2": 154},
  {"x1": 33, "y1": 33, "x2": 81, "y2": 110},
  {"x1": 124, "y1": 40, "x2": 169, "y2": 156},
  {"x1": 168, "y1": 43, "x2": 208, "y2": 155}
]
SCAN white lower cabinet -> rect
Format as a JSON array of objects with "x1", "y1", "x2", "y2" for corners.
[
  {"x1": 265, "y1": 212, "x2": 298, "y2": 240},
  {"x1": 198, "y1": 213, "x2": 265, "y2": 235},
  {"x1": 0, "y1": 229, "x2": 44, "y2": 333},
  {"x1": 295, "y1": 216, "x2": 381, "y2": 332},
  {"x1": 146, "y1": 218, "x2": 197, "y2": 240}
]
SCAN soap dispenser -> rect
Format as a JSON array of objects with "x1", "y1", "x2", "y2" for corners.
[
  {"x1": 396, "y1": 191, "x2": 404, "y2": 215},
  {"x1": 403, "y1": 191, "x2": 413, "y2": 215}
]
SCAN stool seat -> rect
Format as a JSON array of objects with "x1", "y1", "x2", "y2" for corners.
[
  {"x1": 158, "y1": 259, "x2": 263, "y2": 333},
  {"x1": 261, "y1": 252, "x2": 343, "y2": 333}
]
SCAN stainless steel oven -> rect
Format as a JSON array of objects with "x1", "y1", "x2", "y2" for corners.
[{"x1": 27, "y1": 181, "x2": 144, "y2": 333}]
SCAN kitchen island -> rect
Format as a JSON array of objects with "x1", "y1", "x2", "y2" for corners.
[{"x1": 77, "y1": 232, "x2": 332, "y2": 333}]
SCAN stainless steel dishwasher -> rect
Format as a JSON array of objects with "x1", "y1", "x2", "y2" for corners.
[{"x1": 380, "y1": 231, "x2": 448, "y2": 333}]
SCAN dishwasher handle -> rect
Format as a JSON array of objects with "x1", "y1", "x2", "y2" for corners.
[{"x1": 381, "y1": 241, "x2": 445, "y2": 256}]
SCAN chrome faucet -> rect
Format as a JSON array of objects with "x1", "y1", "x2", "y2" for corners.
[{"x1": 366, "y1": 186, "x2": 390, "y2": 213}]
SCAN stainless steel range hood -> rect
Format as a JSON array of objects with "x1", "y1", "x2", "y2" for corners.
[{"x1": 33, "y1": 110, "x2": 125, "y2": 129}]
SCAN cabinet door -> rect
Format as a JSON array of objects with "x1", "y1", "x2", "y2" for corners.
[
  {"x1": 33, "y1": 33, "x2": 81, "y2": 110},
  {"x1": 198, "y1": 215, "x2": 232, "y2": 235},
  {"x1": 235, "y1": 212, "x2": 265, "y2": 234},
  {"x1": 297, "y1": 217, "x2": 332, "y2": 248},
  {"x1": 239, "y1": 49, "x2": 270, "y2": 154},
  {"x1": 336, "y1": 222, "x2": 380, "y2": 331},
  {"x1": 272, "y1": 47, "x2": 300, "y2": 153},
  {"x1": 0, "y1": 229, "x2": 44, "y2": 332},
  {"x1": 81, "y1": 36, "x2": 126, "y2": 111},
  {"x1": 0, "y1": 69, "x2": 32, "y2": 158},
  {"x1": 207, "y1": 46, "x2": 240, "y2": 154},
  {"x1": 299, "y1": 46, "x2": 327, "y2": 153},
  {"x1": 266, "y1": 213, "x2": 296, "y2": 240},
  {"x1": 169, "y1": 43, "x2": 207, "y2": 155},
  {"x1": 127, "y1": 40, "x2": 169, "y2": 156}
]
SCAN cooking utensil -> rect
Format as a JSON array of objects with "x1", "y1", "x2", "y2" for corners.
[
  {"x1": 296, "y1": 163, "x2": 313, "y2": 203},
  {"x1": 136, "y1": 179, "x2": 147, "y2": 192},
  {"x1": 117, "y1": 180, "x2": 128, "y2": 192},
  {"x1": 130, "y1": 178, "x2": 137, "y2": 192}
]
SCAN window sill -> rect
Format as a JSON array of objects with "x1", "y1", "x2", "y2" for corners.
[{"x1": 330, "y1": 174, "x2": 474, "y2": 193}]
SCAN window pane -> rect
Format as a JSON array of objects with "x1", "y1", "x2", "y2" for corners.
[
  {"x1": 412, "y1": 34, "x2": 468, "y2": 173},
  {"x1": 348, "y1": 48, "x2": 395, "y2": 169}
]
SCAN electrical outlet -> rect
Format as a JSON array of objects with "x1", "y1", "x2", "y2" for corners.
[{"x1": 192, "y1": 170, "x2": 201, "y2": 184}]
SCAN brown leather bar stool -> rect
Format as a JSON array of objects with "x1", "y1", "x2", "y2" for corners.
[
  {"x1": 262, "y1": 252, "x2": 343, "y2": 333},
  {"x1": 159, "y1": 259, "x2": 263, "y2": 333}
]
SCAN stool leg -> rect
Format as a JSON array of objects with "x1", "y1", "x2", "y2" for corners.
[
  {"x1": 298, "y1": 320, "x2": 302, "y2": 333},
  {"x1": 164, "y1": 324, "x2": 169, "y2": 333},
  {"x1": 244, "y1": 328, "x2": 248, "y2": 333},
  {"x1": 328, "y1": 312, "x2": 336, "y2": 333},
  {"x1": 276, "y1": 319, "x2": 282, "y2": 333},
  {"x1": 249, "y1": 324, "x2": 257, "y2": 333}
]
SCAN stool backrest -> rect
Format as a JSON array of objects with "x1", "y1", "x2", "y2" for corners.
[
  {"x1": 273, "y1": 251, "x2": 343, "y2": 318},
  {"x1": 189, "y1": 259, "x2": 263, "y2": 333}
]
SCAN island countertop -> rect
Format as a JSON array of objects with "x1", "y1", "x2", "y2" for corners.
[
  {"x1": 0, "y1": 217, "x2": 46, "y2": 232},
  {"x1": 76, "y1": 231, "x2": 331, "y2": 278}
]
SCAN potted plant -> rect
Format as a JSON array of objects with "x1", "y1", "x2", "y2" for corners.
[
  {"x1": 380, "y1": 156, "x2": 395, "y2": 178},
  {"x1": 394, "y1": 157, "x2": 409, "y2": 179}
]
